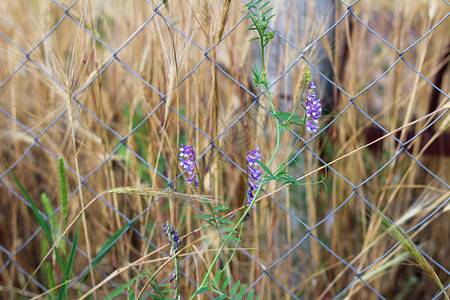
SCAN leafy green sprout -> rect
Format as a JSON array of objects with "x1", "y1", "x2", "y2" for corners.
[{"x1": 192, "y1": 1, "x2": 327, "y2": 298}]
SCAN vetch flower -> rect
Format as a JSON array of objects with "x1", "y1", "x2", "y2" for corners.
[
  {"x1": 305, "y1": 81, "x2": 322, "y2": 133},
  {"x1": 245, "y1": 147, "x2": 262, "y2": 218},
  {"x1": 179, "y1": 144, "x2": 198, "y2": 186},
  {"x1": 163, "y1": 221, "x2": 181, "y2": 257},
  {"x1": 163, "y1": 221, "x2": 182, "y2": 286}
]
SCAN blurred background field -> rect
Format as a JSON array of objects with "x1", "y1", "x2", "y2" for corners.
[{"x1": 0, "y1": 0, "x2": 449, "y2": 299}]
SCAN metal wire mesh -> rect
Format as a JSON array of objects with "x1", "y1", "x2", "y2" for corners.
[{"x1": 0, "y1": 0, "x2": 449, "y2": 299}]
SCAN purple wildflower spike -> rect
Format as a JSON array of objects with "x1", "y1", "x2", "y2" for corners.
[
  {"x1": 163, "y1": 221, "x2": 181, "y2": 257},
  {"x1": 245, "y1": 147, "x2": 262, "y2": 218},
  {"x1": 179, "y1": 144, "x2": 198, "y2": 186},
  {"x1": 305, "y1": 81, "x2": 322, "y2": 133},
  {"x1": 163, "y1": 221, "x2": 182, "y2": 287}
]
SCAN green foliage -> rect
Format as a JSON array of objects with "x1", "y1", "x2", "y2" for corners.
[
  {"x1": 245, "y1": 0, "x2": 275, "y2": 88},
  {"x1": 41, "y1": 192, "x2": 67, "y2": 256},
  {"x1": 245, "y1": 0, "x2": 275, "y2": 47},
  {"x1": 41, "y1": 193, "x2": 59, "y2": 234},
  {"x1": 192, "y1": 223, "x2": 260, "y2": 300},
  {"x1": 192, "y1": 2, "x2": 328, "y2": 299},
  {"x1": 251, "y1": 65, "x2": 268, "y2": 87},
  {"x1": 106, "y1": 269, "x2": 177, "y2": 300},
  {"x1": 105, "y1": 275, "x2": 139, "y2": 300},
  {"x1": 255, "y1": 159, "x2": 273, "y2": 177},
  {"x1": 58, "y1": 157, "x2": 68, "y2": 230},
  {"x1": 80, "y1": 218, "x2": 138, "y2": 286},
  {"x1": 94, "y1": 1, "x2": 326, "y2": 298},
  {"x1": 148, "y1": 279, "x2": 174, "y2": 300},
  {"x1": 270, "y1": 111, "x2": 305, "y2": 129},
  {"x1": 256, "y1": 157, "x2": 327, "y2": 188},
  {"x1": 40, "y1": 233, "x2": 56, "y2": 299},
  {"x1": 194, "y1": 205, "x2": 233, "y2": 231},
  {"x1": 8, "y1": 159, "x2": 80, "y2": 299},
  {"x1": 194, "y1": 268, "x2": 260, "y2": 300}
]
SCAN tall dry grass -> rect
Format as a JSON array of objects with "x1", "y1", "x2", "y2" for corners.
[{"x1": 0, "y1": 0, "x2": 449, "y2": 299}]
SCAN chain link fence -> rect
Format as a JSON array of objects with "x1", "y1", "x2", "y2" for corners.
[{"x1": 1, "y1": 0, "x2": 449, "y2": 299}]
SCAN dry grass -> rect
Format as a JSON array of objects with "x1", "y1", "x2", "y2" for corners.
[{"x1": 0, "y1": 0, "x2": 449, "y2": 299}]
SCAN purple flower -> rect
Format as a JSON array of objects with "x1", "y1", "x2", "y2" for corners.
[
  {"x1": 245, "y1": 147, "x2": 262, "y2": 218},
  {"x1": 179, "y1": 144, "x2": 198, "y2": 186},
  {"x1": 305, "y1": 81, "x2": 322, "y2": 133},
  {"x1": 163, "y1": 221, "x2": 181, "y2": 288},
  {"x1": 163, "y1": 221, "x2": 181, "y2": 257}
]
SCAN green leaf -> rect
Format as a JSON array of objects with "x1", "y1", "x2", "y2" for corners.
[
  {"x1": 214, "y1": 206, "x2": 229, "y2": 211},
  {"x1": 221, "y1": 228, "x2": 238, "y2": 234},
  {"x1": 94, "y1": 220, "x2": 136, "y2": 261},
  {"x1": 266, "y1": 14, "x2": 275, "y2": 22},
  {"x1": 44, "y1": 262, "x2": 56, "y2": 298},
  {"x1": 194, "y1": 214, "x2": 213, "y2": 220},
  {"x1": 230, "y1": 281, "x2": 241, "y2": 296},
  {"x1": 200, "y1": 225, "x2": 211, "y2": 232},
  {"x1": 255, "y1": 159, "x2": 272, "y2": 176},
  {"x1": 224, "y1": 235, "x2": 241, "y2": 242},
  {"x1": 65, "y1": 222, "x2": 80, "y2": 278},
  {"x1": 259, "y1": 1, "x2": 269, "y2": 10},
  {"x1": 253, "y1": 65, "x2": 260, "y2": 76},
  {"x1": 221, "y1": 277, "x2": 231, "y2": 292},
  {"x1": 8, "y1": 166, "x2": 67, "y2": 275},
  {"x1": 10, "y1": 167, "x2": 52, "y2": 241},
  {"x1": 105, "y1": 277, "x2": 136, "y2": 300},
  {"x1": 264, "y1": 7, "x2": 274, "y2": 15},
  {"x1": 214, "y1": 296, "x2": 228, "y2": 300},
  {"x1": 209, "y1": 285, "x2": 224, "y2": 295},
  {"x1": 237, "y1": 284, "x2": 247, "y2": 300},
  {"x1": 194, "y1": 286, "x2": 210, "y2": 295},
  {"x1": 271, "y1": 111, "x2": 304, "y2": 126},
  {"x1": 246, "y1": 289, "x2": 255, "y2": 300},
  {"x1": 57, "y1": 284, "x2": 67, "y2": 300},
  {"x1": 40, "y1": 193, "x2": 58, "y2": 237},
  {"x1": 82, "y1": 218, "x2": 137, "y2": 283},
  {"x1": 217, "y1": 217, "x2": 233, "y2": 225},
  {"x1": 264, "y1": 176, "x2": 277, "y2": 182},
  {"x1": 276, "y1": 174, "x2": 299, "y2": 185},
  {"x1": 214, "y1": 270, "x2": 222, "y2": 287}
]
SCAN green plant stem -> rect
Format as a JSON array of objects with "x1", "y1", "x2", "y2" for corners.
[
  {"x1": 193, "y1": 6, "x2": 283, "y2": 297},
  {"x1": 264, "y1": 83, "x2": 281, "y2": 170},
  {"x1": 195, "y1": 164, "x2": 225, "y2": 242},
  {"x1": 282, "y1": 72, "x2": 308, "y2": 125},
  {"x1": 259, "y1": 26, "x2": 281, "y2": 170},
  {"x1": 174, "y1": 254, "x2": 180, "y2": 299},
  {"x1": 190, "y1": 242, "x2": 226, "y2": 300},
  {"x1": 279, "y1": 73, "x2": 309, "y2": 167},
  {"x1": 282, "y1": 115, "x2": 307, "y2": 167},
  {"x1": 191, "y1": 171, "x2": 267, "y2": 297}
]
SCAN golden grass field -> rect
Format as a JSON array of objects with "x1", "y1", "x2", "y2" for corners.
[{"x1": 0, "y1": 0, "x2": 449, "y2": 299}]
